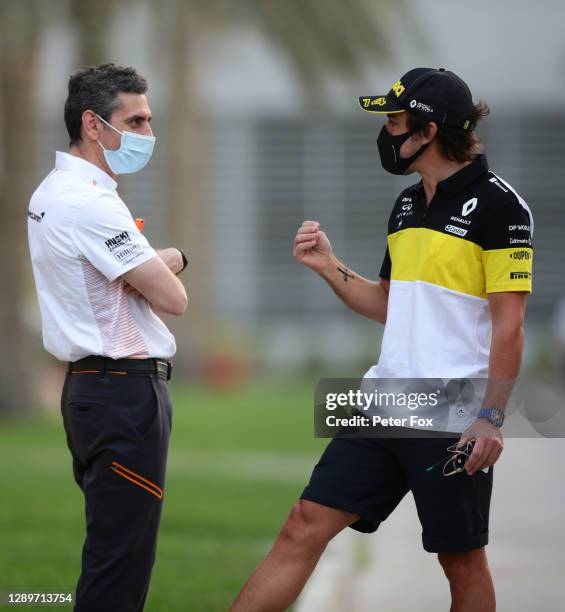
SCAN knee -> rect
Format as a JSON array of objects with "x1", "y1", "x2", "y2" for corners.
[
  {"x1": 277, "y1": 501, "x2": 330, "y2": 554},
  {"x1": 438, "y1": 549, "x2": 488, "y2": 590}
]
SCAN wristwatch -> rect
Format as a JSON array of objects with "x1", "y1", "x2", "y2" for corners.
[
  {"x1": 477, "y1": 407, "x2": 505, "y2": 428},
  {"x1": 177, "y1": 248, "x2": 188, "y2": 274}
]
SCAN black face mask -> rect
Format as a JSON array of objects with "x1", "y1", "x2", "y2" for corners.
[{"x1": 377, "y1": 125, "x2": 430, "y2": 175}]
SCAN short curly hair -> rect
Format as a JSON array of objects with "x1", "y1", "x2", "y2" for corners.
[
  {"x1": 407, "y1": 101, "x2": 490, "y2": 162},
  {"x1": 64, "y1": 63, "x2": 148, "y2": 146}
]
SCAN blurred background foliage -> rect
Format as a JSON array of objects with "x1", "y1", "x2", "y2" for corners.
[
  {"x1": 1, "y1": 0, "x2": 563, "y2": 415},
  {"x1": 1, "y1": 0, "x2": 418, "y2": 413}
]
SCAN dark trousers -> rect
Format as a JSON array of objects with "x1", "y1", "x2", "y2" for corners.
[{"x1": 61, "y1": 367, "x2": 172, "y2": 612}]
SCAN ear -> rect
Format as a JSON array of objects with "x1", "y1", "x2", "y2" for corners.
[
  {"x1": 421, "y1": 121, "x2": 438, "y2": 144},
  {"x1": 81, "y1": 110, "x2": 101, "y2": 143}
]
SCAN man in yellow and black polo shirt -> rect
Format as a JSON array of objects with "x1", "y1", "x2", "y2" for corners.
[{"x1": 231, "y1": 68, "x2": 532, "y2": 612}]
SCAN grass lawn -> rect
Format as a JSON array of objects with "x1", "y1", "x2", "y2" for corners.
[{"x1": 0, "y1": 381, "x2": 326, "y2": 611}]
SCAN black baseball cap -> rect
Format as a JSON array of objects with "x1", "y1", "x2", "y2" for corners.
[{"x1": 359, "y1": 67, "x2": 476, "y2": 130}]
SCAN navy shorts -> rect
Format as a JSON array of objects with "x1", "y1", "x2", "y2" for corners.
[{"x1": 301, "y1": 430, "x2": 493, "y2": 553}]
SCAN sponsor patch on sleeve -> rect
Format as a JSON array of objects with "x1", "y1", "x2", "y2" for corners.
[
  {"x1": 483, "y1": 247, "x2": 533, "y2": 293},
  {"x1": 104, "y1": 231, "x2": 144, "y2": 265},
  {"x1": 105, "y1": 231, "x2": 131, "y2": 252}
]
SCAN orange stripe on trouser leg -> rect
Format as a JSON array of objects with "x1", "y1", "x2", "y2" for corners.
[
  {"x1": 110, "y1": 462, "x2": 163, "y2": 500},
  {"x1": 73, "y1": 370, "x2": 101, "y2": 374}
]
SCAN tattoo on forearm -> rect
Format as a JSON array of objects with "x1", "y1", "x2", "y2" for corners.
[{"x1": 336, "y1": 266, "x2": 355, "y2": 282}]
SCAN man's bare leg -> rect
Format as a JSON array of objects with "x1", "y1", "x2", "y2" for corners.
[
  {"x1": 438, "y1": 548, "x2": 496, "y2": 612},
  {"x1": 230, "y1": 500, "x2": 359, "y2": 612}
]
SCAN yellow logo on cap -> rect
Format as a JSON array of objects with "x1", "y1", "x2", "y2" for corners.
[
  {"x1": 392, "y1": 80, "x2": 405, "y2": 97},
  {"x1": 371, "y1": 97, "x2": 387, "y2": 106}
]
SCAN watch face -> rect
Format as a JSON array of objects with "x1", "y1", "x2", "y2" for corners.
[{"x1": 480, "y1": 408, "x2": 504, "y2": 426}]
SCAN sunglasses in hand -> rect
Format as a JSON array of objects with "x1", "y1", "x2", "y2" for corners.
[{"x1": 426, "y1": 441, "x2": 476, "y2": 477}]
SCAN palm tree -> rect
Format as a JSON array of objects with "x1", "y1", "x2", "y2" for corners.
[
  {"x1": 69, "y1": 0, "x2": 115, "y2": 66},
  {"x1": 0, "y1": 1, "x2": 41, "y2": 414},
  {"x1": 0, "y1": 0, "x2": 115, "y2": 415},
  {"x1": 161, "y1": 0, "x2": 416, "y2": 367}
]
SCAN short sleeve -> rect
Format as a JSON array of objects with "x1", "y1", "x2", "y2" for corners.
[
  {"x1": 379, "y1": 246, "x2": 391, "y2": 280},
  {"x1": 481, "y1": 198, "x2": 533, "y2": 294},
  {"x1": 73, "y1": 191, "x2": 157, "y2": 281}
]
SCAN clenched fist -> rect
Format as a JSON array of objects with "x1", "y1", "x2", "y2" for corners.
[{"x1": 292, "y1": 220, "x2": 334, "y2": 273}]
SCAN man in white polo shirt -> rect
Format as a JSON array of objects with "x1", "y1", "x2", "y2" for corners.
[{"x1": 27, "y1": 63, "x2": 188, "y2": 612}]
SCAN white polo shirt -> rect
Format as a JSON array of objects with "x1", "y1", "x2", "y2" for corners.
[{"x1": 27, "y1": 151, "x2": 176, "y2": 362}]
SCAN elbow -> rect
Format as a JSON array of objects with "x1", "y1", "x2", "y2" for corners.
[
  {"x1": 170, "y1": 292, "x2": 188, "y2": 316},
  {"x1": 491, "y1": 323, "x2": 524, "y2": 353},
  {"x1": 177, "y1": 294, "x2": 189, "y2": 315},
  {"x1": 154, "y1": 289, "x2": 188, "y2": 316},
  {"x1": 493, "y1": 320, "x2": 524, "y2": 340}
]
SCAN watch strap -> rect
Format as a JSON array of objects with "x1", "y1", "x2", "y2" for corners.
[
  {"x1": 478, "y1": 407, "x2": 505, "y2": 427},
  {"x1": 177, "y1": 248, "x2": 188, "y2": 273}
]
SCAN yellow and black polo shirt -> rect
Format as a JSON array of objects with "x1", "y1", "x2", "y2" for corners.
[{"x1": 366, "y1": 154, "x2": 533, "y2": 384}]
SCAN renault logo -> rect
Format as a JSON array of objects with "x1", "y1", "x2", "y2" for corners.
[{"x1": 461, "y1": 197, "x2": 478, "y2": 216}]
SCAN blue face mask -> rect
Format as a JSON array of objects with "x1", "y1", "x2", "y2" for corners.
[{"x1": 96, "y1": 114, "x2": 155, "y2": 175}]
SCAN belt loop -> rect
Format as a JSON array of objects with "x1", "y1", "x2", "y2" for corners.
[
  {"x1": 102, "y1": 357, "x2": 107, "y2": 376},
  {"x1": 167, "y1": 361, "x2": 172, "y2": 381}
]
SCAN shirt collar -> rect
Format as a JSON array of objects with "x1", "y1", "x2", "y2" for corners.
[
  {"x1": 55, "y1": 151, "x2": 117, "y2": 191},
  {"x1": 436, "y1": 154, "x2": 489, "y2": 196}
]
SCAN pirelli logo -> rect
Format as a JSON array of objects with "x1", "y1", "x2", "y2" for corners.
[{"x1": 510, "y1": 271, "x2": 531, "y2": 280}]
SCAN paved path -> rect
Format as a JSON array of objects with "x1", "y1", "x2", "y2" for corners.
[{"x1": 295, "y1": 439, "x2": 565, "y2": 611}]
